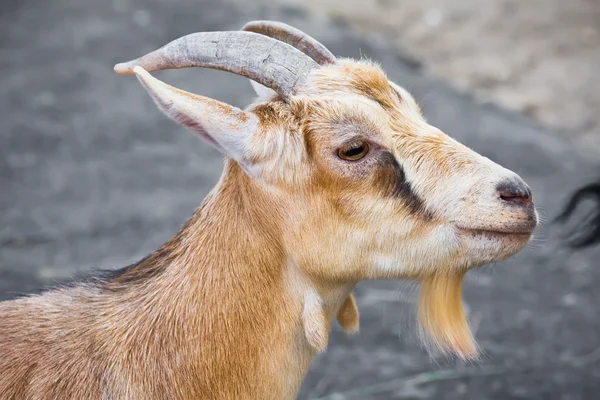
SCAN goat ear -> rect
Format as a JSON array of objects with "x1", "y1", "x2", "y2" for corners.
[
  {"x1": 133, "y1": 66, "x2": 258, "y2": 163},
  {"x1": 249, "y1": 79, "x2": 277, "y2": 99}
]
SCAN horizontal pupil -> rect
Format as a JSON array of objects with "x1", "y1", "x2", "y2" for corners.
[{"x1": 344, "y1": 146, "x2": 364, "y2": 157}]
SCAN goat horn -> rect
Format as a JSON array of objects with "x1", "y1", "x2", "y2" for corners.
[
  {"x1": 114, "y1": 31, "x2": 319, "y2": 97},
  {"x1": 242, "y1": 20, "x2": 336, "y2": 66}
]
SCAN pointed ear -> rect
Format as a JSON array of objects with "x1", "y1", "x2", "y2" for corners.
[
  {"x1": 249, "y1": 79, "x2": 277, "y2": 99},
  {"x1": 133, "y1": 66, "x2": 258, "y2": 163}
]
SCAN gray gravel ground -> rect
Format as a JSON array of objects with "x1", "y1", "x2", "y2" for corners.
[{"x1": 1, "y1": 0, "x2": 600, "y2": 399}]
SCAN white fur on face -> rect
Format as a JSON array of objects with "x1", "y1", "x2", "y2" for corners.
[{"x1": 291, "y1": 78, "x2": 536, "y2": 278}]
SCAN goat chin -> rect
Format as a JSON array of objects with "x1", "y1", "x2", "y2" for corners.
[{"x1": 418, "y1": 270, "x2": 478, "y2": 360}]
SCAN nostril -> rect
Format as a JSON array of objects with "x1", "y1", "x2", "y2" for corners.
[
  {"x1": 500, "y1": 191, "x2": 531, "y2": 206},
  {"x1": 496, "y1": 180, "x2": 533, "y2": 207}
]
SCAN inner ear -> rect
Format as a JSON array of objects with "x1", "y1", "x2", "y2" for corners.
[{"x1": 133, "y1": 66, "x2": 259, "y2": 164}]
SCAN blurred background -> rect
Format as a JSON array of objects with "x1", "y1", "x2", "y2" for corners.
[{"x1": 1, "y1": 0, "x2": 599, "y2": 398}]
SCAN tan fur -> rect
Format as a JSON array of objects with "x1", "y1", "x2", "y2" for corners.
[
  {"x1": 0, "y1": 163, "x2": 310, "y2": 399},
  {"x1": 337, "y1": 294, "x2": 360, "y2": 333},
  {"x1": 303, "y1": 290, "x2": 330, "y2": 352},
  {"x1": 0, "y1": 42, "x2": 537, "y2": 399},
  {"x1": 418, "y1": 271, "x2": 476, "y2": 360}
]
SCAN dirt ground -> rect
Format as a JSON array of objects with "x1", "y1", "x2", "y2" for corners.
[{"x1": 296, "y1": 0, "x2": 600, "y2": 150}]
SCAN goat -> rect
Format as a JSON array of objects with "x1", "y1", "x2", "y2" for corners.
[{"x1": 0, "y1": 21, "x2": 538, "y2": 399}]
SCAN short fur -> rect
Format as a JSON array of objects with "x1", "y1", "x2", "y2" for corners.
[{"x1": 0, "y1": 23, "x2": 537, "y2": 399}]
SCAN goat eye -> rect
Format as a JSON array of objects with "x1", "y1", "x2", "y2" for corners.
[{"x1": 337, "y1": 141, "x2": 370, "y2": 161}]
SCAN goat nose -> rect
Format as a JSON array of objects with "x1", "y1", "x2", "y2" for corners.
[{"x1": 496, "y1": 179, "x2": 533, "y2": 207}]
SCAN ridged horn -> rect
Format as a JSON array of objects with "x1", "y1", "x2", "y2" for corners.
[
  {"x1": 242, "y1": 20, "x2": 336, "y2": 65},
  {"x1": 114, "y1": 31, "x2": 319, "y2": 97}
]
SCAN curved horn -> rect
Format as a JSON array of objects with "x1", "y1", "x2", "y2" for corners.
[
  {"x1": 114, "y1": 31, "x2": 319, "y2": 97},
  {"x1": 242, "y1": 20, "x2": 336, "y2": 65}
]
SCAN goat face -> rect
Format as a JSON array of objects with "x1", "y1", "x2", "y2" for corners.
[
  {"x1": 262, "y1": 59, "x2": 538, "y2": 283},
  {"x1": 116, "y1": 24, "x2": 537, "y2": 359},
  {"x1": 247, "y1": 59, "x2": 537, "y2": 359}
]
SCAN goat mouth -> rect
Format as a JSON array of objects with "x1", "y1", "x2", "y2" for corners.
[
  {"x1": 456, "y1": 227, "x2": 533, "y2": 238},
  {"x1": 456, "y1": 226, "x2": 533, "y2": 264}
]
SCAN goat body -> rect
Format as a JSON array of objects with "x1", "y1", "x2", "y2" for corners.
[
  {"x1": 0, "y1": 21, "x2": 537, "y2": 399},
  {"x1": 1, "y1": 164, "x2": 338, "y2": 398}
]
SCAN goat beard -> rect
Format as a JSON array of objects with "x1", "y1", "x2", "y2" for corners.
[{"x1": 417, "y1": 270, "x2": 478, "y2": 360}]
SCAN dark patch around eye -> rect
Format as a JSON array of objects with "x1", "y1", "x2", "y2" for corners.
[{"x1": 376, "y1": 152, "x2": 433, "y2": 219}]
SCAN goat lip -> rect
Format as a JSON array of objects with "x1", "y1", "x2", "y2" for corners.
[{"x1": 455, "y1": 226, "x2": 533, "y2": 236}]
